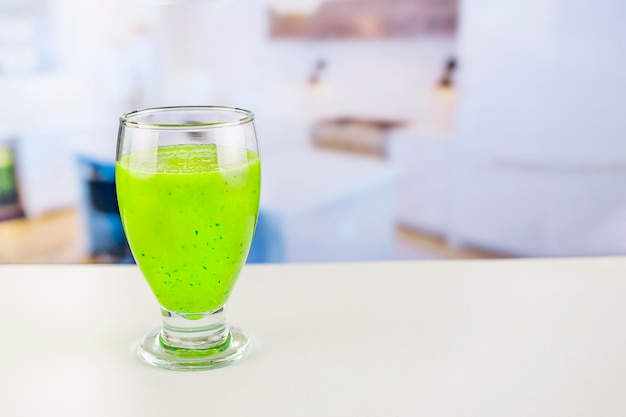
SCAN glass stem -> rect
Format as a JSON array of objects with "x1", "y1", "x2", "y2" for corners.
[{"x1": 159, "y1": 306, "x2": 230, "y2": 350}]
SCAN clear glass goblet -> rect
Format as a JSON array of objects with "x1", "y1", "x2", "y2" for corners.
[{"x1": 115, "y1": 106, "x2": 260, "y2": 371}]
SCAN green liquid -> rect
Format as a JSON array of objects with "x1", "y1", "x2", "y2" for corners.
[{"x1": 116, "y1": 145, "x2": 260, "y2": 313}]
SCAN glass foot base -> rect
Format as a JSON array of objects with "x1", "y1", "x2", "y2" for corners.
[{"x1": 137, "y1": 326, "x2": 250, "y2": 371}]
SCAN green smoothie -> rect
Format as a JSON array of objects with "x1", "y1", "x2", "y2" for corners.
[{"x1": 116, "y1": 145, "x2": 260, "y2": 313}]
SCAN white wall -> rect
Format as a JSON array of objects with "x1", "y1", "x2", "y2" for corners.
[
  {"x1": 151, "y1": 2, "x2": 456, "y2": 152},
  {"x1": 258, "y1": 39, "x2": 456, "y2": 153},
  {"x1": 264, "y1": 40, "x2": 456, "y2": 123}
]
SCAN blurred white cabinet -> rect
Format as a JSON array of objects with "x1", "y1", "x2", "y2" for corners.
[
  {"x1": 453, "y1": 155, "x2": 626, "y2": 256},
  {"x1": 386, "y1": 128, "x2": 626, "y2": 257},
  {"x1": 248, "y1": 150, "x2": 399, "y2": 263},
  {"x1": 451, "y1": 0, "x2": 626, "y2": 256},
  {"x1": 387, "y1": 129, "x2": 452, "y2": 236}
]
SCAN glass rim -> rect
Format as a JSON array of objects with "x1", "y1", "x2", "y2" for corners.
[{"x1": 120, "y1": 106, "x2": 255, "y2": 130}]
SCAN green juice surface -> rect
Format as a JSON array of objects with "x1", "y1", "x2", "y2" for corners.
[{"x1": 116, "y1": 145, "x2": 260, "y2": 313}]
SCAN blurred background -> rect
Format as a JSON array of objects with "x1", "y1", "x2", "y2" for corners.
[{"x1": 0, "y1": 0, "x2": 625, "y2": 264}]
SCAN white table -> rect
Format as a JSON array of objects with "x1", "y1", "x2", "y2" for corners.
[{"x1": 1, "y1": 258, "x2": 626, "y2": 416}]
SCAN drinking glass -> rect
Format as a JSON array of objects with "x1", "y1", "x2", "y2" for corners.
[{"x1": 115, "y1": 106, "x2": 260, "y2": 371}]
